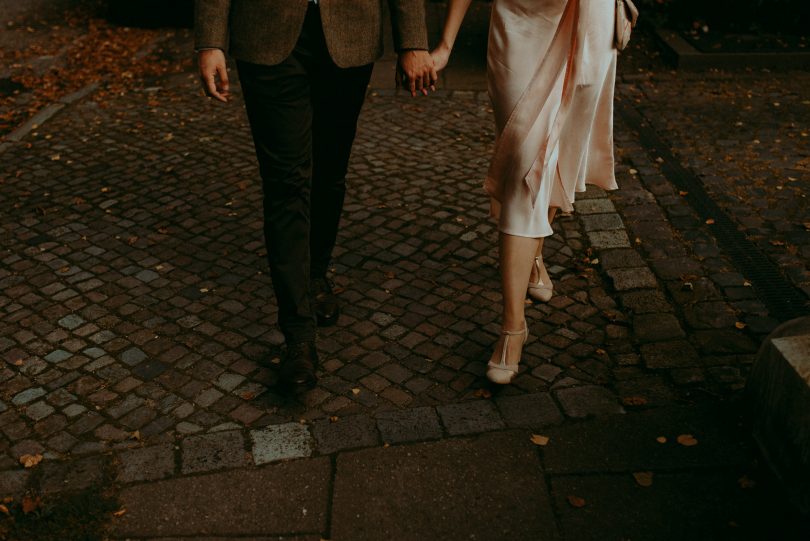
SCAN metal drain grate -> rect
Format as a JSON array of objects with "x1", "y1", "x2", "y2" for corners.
[{"x1": 618, "y1": 100, "x2": 809, "y2": 322}]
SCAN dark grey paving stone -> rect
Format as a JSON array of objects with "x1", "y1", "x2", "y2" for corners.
[
  {"x1": 38, "y1": 455, "x2": 107, "y2": 493},
  {"x1": 332, "y1": 431, "x2": 558, "y2": 541},
  {"x1": 543, "y1": 405, "x2": 751, "y2": 474},
  {"x1": 554, "y1": 386, "x2": 624, "y2": 419},
  {"x1": 495, "y1": 392, "x2": 564, "y2": 428},
  {"x1": 375, "y1": 406, "x2": 443, "y2": 443},
  {"x1": 116, "y1": 443, "x2": 175, "y2": 483},
  {"x1": 551, "y1": 470, "x2": 797, "y2": 541},
  {"x1": 113, "y1": 458, "x2": 330, "y2": 538},
  {"x1": 437, "y1": 400, "x2": 505, "y2": 435},
  {"x1": 181, "y1": 430, "x2": 250, "y2": 474},
  {"x1": 0, "y1": 469, "x2": 29, "y2": 498},
  {"x1": 633, "y1": 313, "x2": 686, "y2": 342},
  {"x1": 311, "y1": 414, "x2": 379, "y2": 455},
  {"x1": 641, "y1": 340, "x2": 701, "y2": 369}
]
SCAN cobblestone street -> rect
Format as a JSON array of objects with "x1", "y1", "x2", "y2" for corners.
[{"x1": 0, "y1": 6, "x2": 808, "y2": 540}]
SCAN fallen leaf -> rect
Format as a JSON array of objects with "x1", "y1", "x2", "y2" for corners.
[
  {"x1": 595, "y1": 348, "x2": 607, "y2": 355},
  {"x1": 241, "y1": 391, "x2": 256, "y2": 400},
  {"x1": 682, "y1": 282, "x2": 694, "y2": 291},
  {"x1": 737, "y1": 475, "x2": 756, "y2": 489},
  {"x1": 21, "y1": 495, "x2": 41, "y2": 514},
  {"x1": 677, "y1": 434, "x2": 698, "y2": 447},
  {"x1": 0, "y1": 504, "x2": 9, "y2": 515},
  {"x1": 633, "y1": 471, "x2": 654, "y2": 487},
  {"x1": 270, "y1": 357, "x2": 281, "y2": 365},
  {"x1": 530, "y1": 434, "x2": 550, "y2": 446},
  {"x1": 705, "y1": 218, "x2": 715, "y2": 225},
  {"x1": 567, "y1": 495, "x2": 586, "y2": 508},
  {"x1": 622, "y1": 396, "x2": 648, "y2": 406},
  {"x1": 735, "y1": 322, "x2": 747, "y2": 329},
  {"x1": 130, "y1": 431, "x2": 141, "y2": 441},
  {"x1": 351, "y1": 388, "x2": 360, "y2": 396},
  {"x1": 743, "y1": 280, "x2": 752, "y2": 287},
  {"x1": 329, "y1": 416, "x2": 339, "y2": 423},
  {"x1": 656, "y1": 436, "x2": 667, "y2": 444},
  {"x1": 770, "y1": 240, "x2": 785, "y2": 246},
  {"x1": 127, "y1": 236, "x2": 138, "y2": 246},
  {"x1": 628, "y1": 168, "x2": 638, "y2": 175},
  {"x1": 19, "y1": 454, "x2": 43, "y2": 468},
  {"x1": 472, "y1": 388, "x2": 492, "y2": 399},
  {"x1": 112, "y1": 508, "x2": 127, "y2": 517},
  {"x1": 679, "y1": 190, "x2": 689, "y2": 196}
]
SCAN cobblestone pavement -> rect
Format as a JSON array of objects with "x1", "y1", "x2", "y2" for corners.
[{"x1": 0, "y1": 22, "x2": 806, "y2": 540}]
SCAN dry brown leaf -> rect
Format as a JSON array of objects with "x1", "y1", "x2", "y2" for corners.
[
  {"x1": 656, "y1": 436, "x2": 667, "y2": 444},
  {"x1": 735, "y1": 322, "x2": 747, "y2": 329},
  {"x1": 130, "y1": 430, "x2": 141, "y2": 441},
  {"x1": 329, "y1": 416, "x2": 339, "y2": 423},
  {"x1": 530, "y1": 434, "x2": 550, "y2": 446},
  {"x1": 473, "y1": 388, "x2": 492, "y2": 399},
  {"x1": 737, "y1": 475, "x2": 756, "y2": 489},
  {"x1": 567, "y1": 495, "x2": 586, "y2": 508},
  {"x1": 19, "y1": 454, "x2": 43, "y2": 468},
  {"x1": 622, "y1": 396, "x2": 648, "y2": 406},
  {"x1": 705, "y1": 218, "x2": 715, "y2": 225},
  {"x1": 241, "y1": 391, "x2": 256, "y2": 400},
  {"x1": 112, "y1": 508, "x2": 127, "y2": 517},
  {"x1": 270, "y1": 357, "x2": 281, "y2": 365},
  {"x1": 21, "y1": 495, "x2": 41, "y2": 514},
  {"x1": 351, "y1": 388, "x2": 360, "y2": 396},
  {"x1": 679, "y1": 190, "x2": 688, "y2": 196},
  {"x1": 677, "y1": 434, "x2": 698, "y2": 447},
  {"x1": 0, "y1": 504, "x2": 9, "y2": 515},
  {"x1": 633, "y1": 471, "x2": 654, "y2": 487}
]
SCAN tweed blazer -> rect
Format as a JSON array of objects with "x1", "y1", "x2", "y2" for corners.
[{"x1": 195, "y1": 0, "x2": 429, "y2": 68}]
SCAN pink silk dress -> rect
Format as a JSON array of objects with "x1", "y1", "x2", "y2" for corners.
[{"x1": 486, "y1": 0, "x2": 618, "y2": 238}]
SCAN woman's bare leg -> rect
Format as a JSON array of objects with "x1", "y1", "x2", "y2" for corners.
[
  {"x1": 489, "y1": 232, "x2": 541, "y2": 368},
  {"x1": 529, "y1": 207, "x2": 558, "y2": 285}
]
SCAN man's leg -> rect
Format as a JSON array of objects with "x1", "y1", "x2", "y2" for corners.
[
  {"x1": 309, "y1": 62, "x2": 374, "y2": 280},
  {"x1": 237, "y1": 58, "x2": 316, "y2": 345}
]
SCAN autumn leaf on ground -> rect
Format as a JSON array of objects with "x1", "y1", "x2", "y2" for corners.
[
  {"x1": 735, "y1": 322, "x2": 747, "y2": 329},
  {"x1": 351, "y1": 388, "x2": 360, "y2": 396},
  {"x1": 656, "y1": 436, "x2": 667, "y2": 444},
  {"x1": 737, "y1": 475, "x2": 756, "y2": 489},
  {"x1": 679, "y1": 190, "x2": 688, "y2": 196},
  {"x1": 241, "y1": 391, "x2": 256, "y2": 400},
  {"x1": 705, "y1": 218, "x2": 715, "y2": 225},
  {"x1": 0, "y1": 504, "x2": 9, "y2": 515},
  {"x1": 633, "y1": 471, "x2": 654, "y2": 487},
  {"x1": 530, "y1": 434, "x2": 550, "y2": 446},
  {"x1": 329, "y1": 416, "x2": 339, "y2": 423},
  {"x1": 676, "y1": 434, "x2": 699, "y2": 447},
  {"x1": 473, "y1": 388, "x2": 492, "y2": 399},
  {"x1": 130, "y1": 430, "x2": 141, "y2": 441},
  {"x1": 567, "y1": 495, "x2": 586, "y2": 508},
  {"x1": 21, "y1": 495, "x2": 42, "y2": 514},
  {"x1": 622, "y1": 396, "x2": 648, "y2": 406},
  {"x1": 19, "y1": 454, "x2": 43, "y2": 468},
  {"x1": 113, "y1": 508, "x2": 127, "y2": 517}
]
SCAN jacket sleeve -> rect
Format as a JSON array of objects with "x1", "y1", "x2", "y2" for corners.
[
  {"x1": 195, "y1": 0, "x2": 232, "y2": 50},
  {"x1": 387, "y1": 0, "x2": 429, "y2": 52}
]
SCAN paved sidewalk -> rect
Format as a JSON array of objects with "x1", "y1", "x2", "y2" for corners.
[{"x1": 1, "y1": 5, "x2": 809, "y2": 540}]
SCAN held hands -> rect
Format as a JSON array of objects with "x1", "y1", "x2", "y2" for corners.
[
  {"x1": 430, "y1": 42, "x2": 451, "y2": 73},
  {"x1": 396, "y1": 50, "x2": 438, "y2": 97},
  {"x1": 198, "y1": 48, "x2": 230, "y2": 102}
]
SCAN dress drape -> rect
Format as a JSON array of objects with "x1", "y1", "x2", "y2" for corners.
[{"x1": 486, "y1": 0, "x2": 618, "y2": 238}]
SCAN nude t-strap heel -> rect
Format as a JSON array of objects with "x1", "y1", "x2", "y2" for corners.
[{"x1": 486, "y1": 326, "x2": 529, "y2": 385}]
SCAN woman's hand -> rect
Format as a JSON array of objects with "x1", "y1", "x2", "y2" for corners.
[{"x1": 430, "y1": 42, "x2": 452, "y2": 73}]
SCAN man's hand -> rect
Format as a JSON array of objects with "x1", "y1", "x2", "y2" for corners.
[
  {"x1": 396, "y1": 50, "x2": 437, "y2": 97},
  {"x1": 198, "y1": 48, "x2": 230, "y2": 102}
]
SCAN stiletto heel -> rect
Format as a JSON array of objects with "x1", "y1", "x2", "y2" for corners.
[
  {"x1": 486, "y1": 325, "x2": 529, "y2": 385},
  {"x1": 527, "y1": 256, "x2": 553, "y2": 303}
]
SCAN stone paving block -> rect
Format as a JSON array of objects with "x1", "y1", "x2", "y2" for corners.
[
  {"x1": 114, "y1": 458, "x2": 331, "y2": 538},
  {"x1": 574, "y1": 198, "x2": 616, "y2": 215},
  {"x1": 332, "y1": 431, "x2": 558, "y2": 541},
  {"x1": 44, "y1": 349, "x2": 71, "y2": 363},
  {"x1": 599, "y1": 248, "x2": 645, "y2": 269},
  {"x1": 543, "y1": 405, "x2": 750, "y2": 474},
  {"x1": 607, "y1": 267, "x2": 658, "y2": 291},
  {"x1": 641, "y1": 341, "x2": 700, "y2": 369},
  {"x1": 181, "y1": 430, "x2": 250, "y2": 474},
  {"x1": 495, "y1": 392, "x2": 564, "y2": 428},
  {"x1": 120, "y1": 347, "x2": 147, "y2": 366},
  {"x1": 0, "y1": 470, "x2": 29, "y2": 498},
  {"x1": 554, "y1": 386, "x2": 624, "y2": 419},
  {"x1": 633, "y1": 313, "x2": 686, "y2": 342},
  {"x1": 12, "y1": 386, "x2": 46, "y2": 405},
  {"x1": 252, "y1": 423, "x2": 314, "y2": 464},
  {"x1": 551, "y1": 471, "x2": 756, "y2": 541},
  {"x1": 39, "y1": 455, "x2": 107, "y2": 493},
  {"x1": 57, "y1": 314, "x2": 85, "y2": 330},
  {"x1": 620, "y1": 289, "x2": 673, "y2": 314},
  {"x1": 436, "y1": 400, "x2": 505, "y2": 436},
  {"x1": 375, "y1": 406, "x2": 443, "y2": 443},
  {"x1": 25, "y1": 400, "x2": 55, "y2": 421},
  {"x1": 117, "y1": 443, "x2": 175, "y2": 483},
  {"x1": 581, "y1": 213, "x2": 625, "y2": 232},
  {"x1": 311, "y1": 414, "x2": 379, "y2": 455},
  {"x1": 587, "y1": 230, "x2": 631, "y2": 249}
]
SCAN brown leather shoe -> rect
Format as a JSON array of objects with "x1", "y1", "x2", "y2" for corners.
[
  {"x1": 278, "y1": 342, "x2": 319, "y2": 389},
  {"x1": 311, "y1": 277, "x2": 339, "y2": 327}
]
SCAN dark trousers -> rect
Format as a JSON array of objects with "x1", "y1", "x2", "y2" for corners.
[{"x1": 237, "y1": 5, "x2": 373, "y2": 344}]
